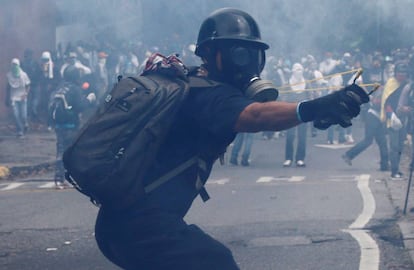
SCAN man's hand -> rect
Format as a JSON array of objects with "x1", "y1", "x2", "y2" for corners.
[{"x1": 298, "y1": 84, "x2": 369, "y2": 130}]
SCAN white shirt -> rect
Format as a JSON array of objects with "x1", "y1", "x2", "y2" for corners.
[
  {"x1": 319, "y1": 58, "x2": 338, "y2": 75},
  {"x1": 7, "y1": 70, "x2": 30, "y2": 101}
]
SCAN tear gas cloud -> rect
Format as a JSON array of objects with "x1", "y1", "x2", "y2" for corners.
[{"x1": 15, "y1": 0, "x2": 414, "y2": 62}]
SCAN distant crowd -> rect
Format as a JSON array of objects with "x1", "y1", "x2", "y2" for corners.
[
  {"x1": 4, "y1": 39, "x2": 200, "y2": 131},
  {"x1": 4, "y1": 38, "x2": 414, "y2": 178}
]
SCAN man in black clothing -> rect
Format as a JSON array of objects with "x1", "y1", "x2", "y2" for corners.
[
  {"x1": 94, "y1": 8, "x2": 369, "y2": 269},
  {"x1": 342, "y1": 56, "x2": 389, "y2": 171},
  {"x1": 50, "y1": 65, "x2": 96, "y2": 188}
]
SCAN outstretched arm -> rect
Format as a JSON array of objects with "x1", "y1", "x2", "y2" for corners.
[
  {"x1": 235, "y1": 101, "x2": 300, "y2": 132},
  {"x1": 235, "y1": 84, "x2": 369, "y2": 133}
]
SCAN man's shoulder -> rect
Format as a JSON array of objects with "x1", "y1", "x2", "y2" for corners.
[{"x1": 187, "y1": 79, "x2": 245, "y2": 106}]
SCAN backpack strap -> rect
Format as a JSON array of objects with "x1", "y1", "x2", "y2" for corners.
[{"x1": 144, "y1": 155, "x2": 210, "y2": 202}]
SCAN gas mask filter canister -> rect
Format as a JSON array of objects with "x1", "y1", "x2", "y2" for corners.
[{"x1": 244, "y1": 77, "x2": 279, "y2": 102}]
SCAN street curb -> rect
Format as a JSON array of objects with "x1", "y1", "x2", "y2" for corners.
[
  {"x1": 399, "y1": 219, "x2": 414, "y2": 265},
  {"x1": 1, "y1": 161, "x2": 55, "y2": 181}
]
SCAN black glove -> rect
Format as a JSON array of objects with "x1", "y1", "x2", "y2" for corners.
[{"x1": 298, "y1": 84, "x2": 369, "y2": 130}]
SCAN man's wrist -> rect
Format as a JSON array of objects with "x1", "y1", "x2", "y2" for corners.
[
  {"x1": 297, "y1": 100, "x2": 315, "y2": 122},
  {"x1": 296, "y1": 102, "x2": 304, "y2": 122}
]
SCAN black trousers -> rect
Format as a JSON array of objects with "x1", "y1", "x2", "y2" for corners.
[{"x1": 95, "y1": 205, "x2": 240, "y2": 270}]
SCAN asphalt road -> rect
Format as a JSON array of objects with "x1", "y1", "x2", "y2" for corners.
[{"x1": 1, "y1": 123, "x2": 414, "y2": 269}]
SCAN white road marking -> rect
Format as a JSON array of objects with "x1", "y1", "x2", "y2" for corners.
[
  {"x1": 257, "y1": 176, "x2": 285, "y2": 183},
  {"x1": 207, "y1": 178, "x2": 229, "y2": 185},
  {"x1": 344, "y1": 229, "x2": 380, "y2": 270},
  {"x1": 0, "y1": 182, "x2": 24, "y2": 191},
  {"x1": 314, "y1": 144, "x2": 353, "y2": 149},
  {"x1": 343, "y1": 174, "x2": 380, "y2": 270},
  {"x1": 0, "y1": 181, "x2": 57, "y2": 191},
  {"x1": 257, "y1": 176, "x2": 278, "y2": 183},
  {"x1": 39, "y1": 182, "x2": 56, "y2": 189},
  {"x1": 289, "y1": 176, "x2": 305, "y2": 182},
  {"x1": 256, "y1": 176, "x2": 305, "y2": 183},
  {"x1": 350, "y1": 175, "x2": 376, "y2": 229}
]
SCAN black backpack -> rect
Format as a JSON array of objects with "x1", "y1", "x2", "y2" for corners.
[
  {"x1": 49, "y1": 84, "x2": 76, "y2": 126},
  {"x1": 62, "y1": 54, "x2": 216, "y2": 208}
]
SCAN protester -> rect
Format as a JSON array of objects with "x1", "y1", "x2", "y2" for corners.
[
  {"x1": 49, "y1": 65, "x2": 96, "y2": 189},
  {"x1": 396, "y1": 65, "x2": 414, "y2": 171},
  {"x1": 341, "y1": 53, "x2": 362, "y2": 144},
  {"x1": 230, "y1": 132, "x2": 255, "y2": 166},
  {"x1": 319, "y1": 51, "x2": 338, "y2": 76},
  {"x1": 94, "y1": 51, "x2": 109, "y2": 102},
  {"x1": 5, "y1": 58, "x2": 31, "y2": 137},
  {"x1": 60, "y1": 52, "x2": 92, "y2": 79},
  {"x1": 303, "y1": 54, "x2": 328, "y2": 137},
  {"x1": 342, "y1": 90, "x2": 389, "y2": 171},
  {"x1": 342, "y1": 56, "x2": 390, "y2": 171},
  {"x1": 381, "y1": 62, "x2": 410, "y2": 179},
  {"x1": 283, "y1": 63, "x2": 309, "y2": 167},
  {"x1": 20, "y1": 48, "x2": 42, "y2": 122},
  {"x1": 93, "y1": 8, "x2": 368, "y2": 269},
  {"x1": 325, "y1": 63, "x2": 346, "y2": 144},
  {"x1": 38, "y1": 51, "x2": 58, "y2": 124}
]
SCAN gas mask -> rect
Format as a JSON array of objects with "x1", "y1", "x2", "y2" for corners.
[{"x1": 221, "y1": 44, "x2": 278, "y2": 102}]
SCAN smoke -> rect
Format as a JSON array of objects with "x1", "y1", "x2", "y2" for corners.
[{"x1": 30, "y1": 0, "x2": 414, "y2": 59}]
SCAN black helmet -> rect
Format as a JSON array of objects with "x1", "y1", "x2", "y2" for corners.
[
  {"x1": 195, "y1": 8, "x2": 269, "y2": 57},
  {"x1": 63, "y1": 65, "x2": 81, "y2": 83}
]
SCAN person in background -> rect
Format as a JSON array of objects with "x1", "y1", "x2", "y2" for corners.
[
  {"x1": 303, "y1": 54, "x2": 328, "y2": 137},
  {"x1": 21, "y1": 48, "x2": 42, "y2": 123},
  {"x1": 75, "y1": 41, "x2": 96, "y2": 72},
  {"x1": 383, "y1": 55, "x2": 394, "y2": 83},
  {"x1": 283, "y1": 63, "x2": 309, "y2": 167},
  {"x1": 342, "y1": 54, "x2": 389, "y2": 171},
  {"x1": 342, "y1": 89, "x2": 389, "y2": 171},
  {"x1": 94, "y1": 51, "x2": 110, "y2": 103},
  {"x1": 117, "y1": 43, "x2": 140, "y2": 77},
  {"x1": 38, "y1": 51, "x2": 58, "y2": 124},
  {"x1": 5, "y1": 58, "x2": 31, "y2": 137},
  {"x1": 342, "y1": 55, "x2": 364, "y2": 144},
  {"x1": 326, "y1": 62, "x2": 346, "y2": 144},
  {"x1": 262, "y1": 56, "x2": 290, "y2": 140},
  {"x1": 60, "y1": 52, "x2": 92, "y2": 79},
  {"x1": 381, "y1": 62, "x2": 411, "y2": 179},
  {"x1": 230, "y1": 133, "x2": 255, "y2": 166},
  {"x1": 396, "y1": 68, "x2": 414, "y2": 171},
  {"x1": 319, "y1": 51, "x2": 338, "y2": 76},
  {"x1": 49, "y1": 65, "x2": 96, "y2": 189}
]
